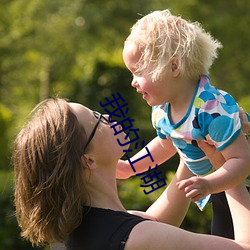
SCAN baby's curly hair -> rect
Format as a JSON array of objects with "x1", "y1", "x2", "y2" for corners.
[{"x1": 125, "y1": 9, "x2": 222, "y2": 81}]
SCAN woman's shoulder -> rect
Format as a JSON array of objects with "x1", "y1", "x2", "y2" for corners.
[{"x1": 66, "y1": 206, "x2": 148, "y2": 250}]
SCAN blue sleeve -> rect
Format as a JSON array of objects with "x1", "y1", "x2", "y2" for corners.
[
  {"x1": 151, "y1": 106, "x2": 169, "y2": 140},
  {"x1": 197, "y1": 90, "x2": 241, "y2": 151},
  {"x1": 156, "y1": 130, "x2": 167, "y2": 139}
]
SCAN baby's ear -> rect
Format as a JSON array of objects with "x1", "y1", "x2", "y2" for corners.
[
  {"x1": 171, "y1": 57, "x2": 180, "y2": 76},
  {"x1": 82, "y1": 155, "x2": 97, "y2": 169}
]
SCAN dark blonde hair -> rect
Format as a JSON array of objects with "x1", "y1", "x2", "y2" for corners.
[
  {"x1": 13, "y1": 98, "x2": 88, "y2": 246},
  {"x1": 125, "y1": 9, "x2": 222, "y2": 81}
]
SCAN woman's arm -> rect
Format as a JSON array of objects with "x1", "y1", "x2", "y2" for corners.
[
  {"x1": 225, "y1": 184, "x2": 250, "y2": 245},
  {"x1": 125, "y1": 183, "x2": 250, "y2": 250},
  {"x1": 127, "y1": 113, "x2": 250, "y2": 249}
]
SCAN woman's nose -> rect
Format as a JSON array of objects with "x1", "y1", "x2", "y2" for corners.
[{"x1": 104, "y1": 114, "x2": 112, "y2": 124}]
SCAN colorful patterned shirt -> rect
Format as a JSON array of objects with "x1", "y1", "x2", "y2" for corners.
[{"x1": 152, "y1": 75, "x2": 241, "y2": 176}]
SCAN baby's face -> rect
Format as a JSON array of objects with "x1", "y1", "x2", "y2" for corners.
[{"x1": 123, "y1": 42, "x2": 174, "y2": 106}]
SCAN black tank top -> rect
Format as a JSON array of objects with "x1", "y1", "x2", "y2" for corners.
[{"x1": 66, "y1": 206, "x2": 148, "y2": 250}]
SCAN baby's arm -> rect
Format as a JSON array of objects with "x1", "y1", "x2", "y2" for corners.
[
  {"x1": 129, "y1": 159, "x2": 193, "y2": 226},
  {"x1": 116, "y1": 136, "x2": 177, "y2": 179},
  {"x1": 178, "y1": 132, "x2": 250, "y2": 201}
]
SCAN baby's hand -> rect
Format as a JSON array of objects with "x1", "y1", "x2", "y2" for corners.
[
  {"x1": 177, "y1": 176, "x2": 211, "y2": 202},
  {"x1": 116, "y1": 160, "x2": 134, "y2": 179}
]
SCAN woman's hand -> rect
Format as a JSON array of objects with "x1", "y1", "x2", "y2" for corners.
[{"x1": 239, "y1": 107, "x2": 250, "y2": 141}]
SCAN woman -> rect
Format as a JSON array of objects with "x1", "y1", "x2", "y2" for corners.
[{"x1": 13, "y1": 98, "x2": 250, "y2": 249}]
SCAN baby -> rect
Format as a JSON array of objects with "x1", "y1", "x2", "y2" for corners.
[{"x1": 118, "y1": 10, "x2": 250, "y2": 211}]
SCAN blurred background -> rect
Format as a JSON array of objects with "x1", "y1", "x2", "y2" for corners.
[{"x1": 0, "y1": 0, "x2": 249, "y2": 249}]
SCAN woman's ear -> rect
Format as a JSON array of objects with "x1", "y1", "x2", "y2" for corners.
[
  {"x1": 82, "y1": 155, "x2": 97, "y2": 169},
  {"x1": 170, "y1": 57, "x2": 180, "y2": 77}
]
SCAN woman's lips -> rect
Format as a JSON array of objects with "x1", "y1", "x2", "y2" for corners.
[{"x1": 138, "y1": 91, "x2": 147, "y2": 100}]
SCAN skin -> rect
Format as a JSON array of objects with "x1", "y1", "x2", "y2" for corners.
[
  {"x1": 178, "y1": 110, "x2": 250, "y2": 202},
  {"x1": 66, "y1": 103, "x2": 250, "y2": 250},
  {"x1": 239, "y1": 107, "x2": 250, "y2": 136},
  {"x1": 122, "y1": 43, "x2": 197, "y2": 112},
  {"x1": 68, "y1": 103, "x2": 129, "y2": 211},
  {"x1": 120, "y1": 42, "x2": 250, "y2": 202}
]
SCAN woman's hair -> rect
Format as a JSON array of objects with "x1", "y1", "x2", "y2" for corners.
[
  {"x1": 13, "y1": 98, "x2": 88, "y2": 246},
  {"x1": 125, "y1": 9, "x2": 222, "y2": 81}
]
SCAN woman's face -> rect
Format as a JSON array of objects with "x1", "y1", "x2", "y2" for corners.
[{"x1": 68, "y1": 103, "x2": 129, "y2": 162}]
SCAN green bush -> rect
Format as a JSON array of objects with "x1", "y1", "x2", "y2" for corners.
[{"x1": 0, "y1": 105, "x2": 13, "y2": 171}]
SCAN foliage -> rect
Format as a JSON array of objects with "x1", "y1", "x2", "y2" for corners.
[
  {"x1": 0, "y1": 0, "x2": 249, "y2": 248},
  {"x1": 239, "y1": 95, "x2": 250, "y2": 112},
  {"x1": 0, "y1": 104, "x2": 13, "y2": 170},
  {"x1": 1, "y1": 0, "x2": 249, "y2": 170}
]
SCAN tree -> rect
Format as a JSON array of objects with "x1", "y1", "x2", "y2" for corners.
[{"x1": 0, "y1": 1, "x2": 249, "y2": 248}]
